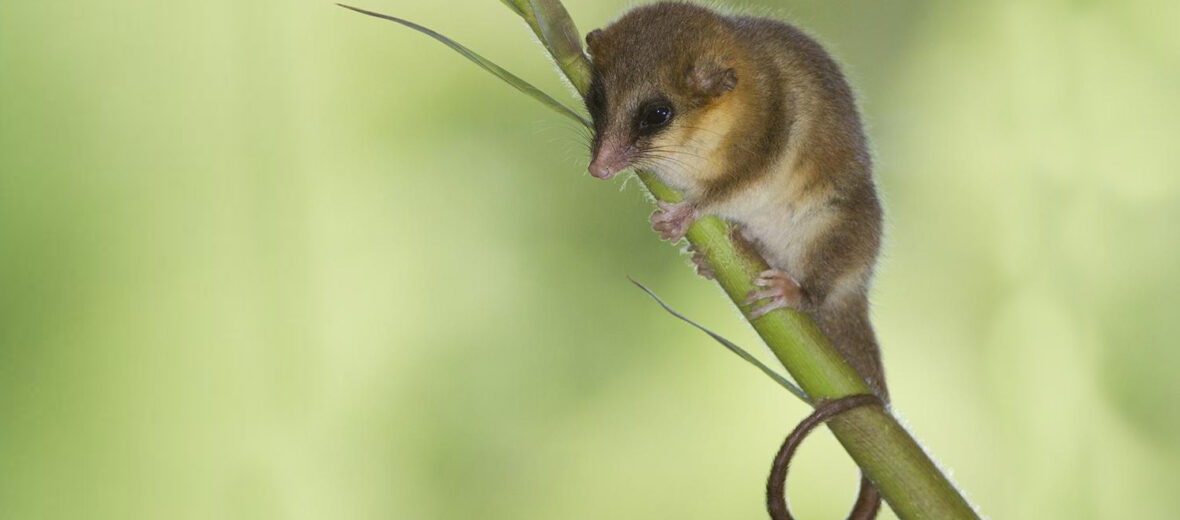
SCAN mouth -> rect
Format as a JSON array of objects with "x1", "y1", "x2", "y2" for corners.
[{"x1": 589, "y1": 165, "x2": 622, "y2": 179}]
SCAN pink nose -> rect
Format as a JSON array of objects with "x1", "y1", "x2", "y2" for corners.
[
  {"x1": 588, "y1": 158, "x2": 617, "y2": 179},
  {"x1": 589, "y1": 140, "x2": 629, "y2": 179}
]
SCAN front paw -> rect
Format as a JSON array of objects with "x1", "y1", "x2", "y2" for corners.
[{"x1": 650, "y1": 200, "x2": 695, "y2": 242}]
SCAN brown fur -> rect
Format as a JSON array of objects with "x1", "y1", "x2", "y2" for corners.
[
  {"x1": 586, "y1": 3, "x2": 888, "y2": 519},
  {"x1": 586, "y1": 1, "x2": 885, "y2": 397}
]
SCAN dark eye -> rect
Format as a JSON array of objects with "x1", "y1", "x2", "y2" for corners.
[{"x1": 638, "y1": 102, "x2": 673, "y2": 131}]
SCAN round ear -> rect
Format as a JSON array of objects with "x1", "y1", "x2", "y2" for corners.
[
  {"x1": 685, "y1": 61, "x2": 738, "y2": 98},
  {"x1": 585, "y1": 29, "x2": 603, "y2": 51}
]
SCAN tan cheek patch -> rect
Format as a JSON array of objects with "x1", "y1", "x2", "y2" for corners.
[
  {"x1": 649, "y1": 98, "x2": 739, "y2": 177},
  {"x1": 645, "y1": 126, "x2": 702, "y2": 178},
  {"x1": 698, "y1": 95, "x2": 741, "y2": 132},
  {"x1": 649, "y1": 125, "x2": 690, "y2": 153}
]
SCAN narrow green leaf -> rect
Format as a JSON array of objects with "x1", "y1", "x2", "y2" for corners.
[
  {"x1": 338, "y1": 4, "x2": 589, "y2": 128},
  {"x1": 628, "y1": 276, "x2": 810, "y2": 404}
]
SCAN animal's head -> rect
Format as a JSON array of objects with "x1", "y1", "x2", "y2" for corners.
[{"x1": 583, "y1": 3, "x2": 744, "y2": 180}]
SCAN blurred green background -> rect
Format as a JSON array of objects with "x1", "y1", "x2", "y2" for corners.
[{"x1": 2, "y1": 0, "x2": 1178, "y2": 518}]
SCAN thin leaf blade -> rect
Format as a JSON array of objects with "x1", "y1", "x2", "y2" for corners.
[
  {"x1": 339, "y1": 4, "x2": 589, "y2": 128},
  {"x1": 627, "y1": 276, "x2": 810, "y2": 403}
]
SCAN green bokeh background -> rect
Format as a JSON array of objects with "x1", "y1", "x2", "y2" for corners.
[{"x1": 3, "y1": 0, "x2": 1178, "y2": 518}]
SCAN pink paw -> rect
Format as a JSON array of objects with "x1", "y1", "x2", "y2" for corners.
[
  {"x1": 744, "y1": 269, "x2": 805, "y2": 320},
  {"x1": 650, "y1": 201, "x2": 695, "y2": 242}
]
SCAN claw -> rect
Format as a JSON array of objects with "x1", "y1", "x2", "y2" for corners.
[
  {"x1": 744, "y1": 269, "x2": 804, "y2": 320},
  {"x1": 747, "y1": 296, "x2": 788, "y2": 320},
  {"x1": 690, "y1": 249, "x2": 714, "y2": 280},
  {"x1": 745, "y1": 288, "x2": 782, "y2": 303}
]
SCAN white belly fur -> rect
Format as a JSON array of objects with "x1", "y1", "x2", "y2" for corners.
[{"x1": 713, "y1": 170, "x2": 835, "y2": 279}]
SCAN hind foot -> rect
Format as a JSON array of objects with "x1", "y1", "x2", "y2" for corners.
[{"x1": 745, "y1": 269, "x2": 804, "y2": 320}]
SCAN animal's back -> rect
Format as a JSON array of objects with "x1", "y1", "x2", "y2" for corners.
[{"x1": 725, "y1": 13, "x2": 887, "y2": 397}]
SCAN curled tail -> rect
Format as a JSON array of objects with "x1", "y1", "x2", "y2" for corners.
[
  {"x1": 767, "y1": 294, "x2": 887, "y2": 520},
  {"x1": 766, "y1": 394, "x2": 885, "y2": 520}
]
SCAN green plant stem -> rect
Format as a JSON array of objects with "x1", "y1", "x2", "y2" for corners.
[
  {"x1": 505, "y1": 0, "x2": 593, "y2": 94},
  {"x1": 507, "y1": 3, "x2": 982, "y2": 519}
]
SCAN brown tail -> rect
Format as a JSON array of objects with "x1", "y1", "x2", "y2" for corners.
[
  {"x1": 766, "y1": 394, "x2": 885, "y2": 520},
  {"x1": 768, "y1": 294, "x2": 888, "y2": 520},
  {"x1": 813, "y1": 295, "x2": 887, "y2": 400}
]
